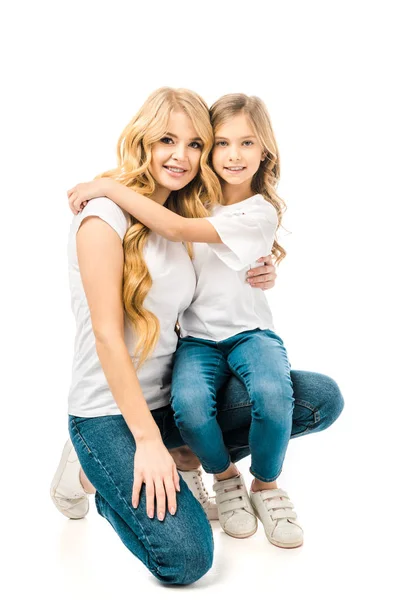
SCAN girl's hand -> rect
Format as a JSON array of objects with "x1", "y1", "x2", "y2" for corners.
[
  {"x1": 132, "y1": 437, "x2": 181, "y2": 521},
  {"x1": 67, "y1": 178, "x2": 113, "y2": 215},
  {"x1": 247, "y1": 255, "x2": 277, "y2": 290}
]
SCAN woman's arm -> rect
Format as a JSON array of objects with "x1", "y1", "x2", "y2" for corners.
[
  {"x1": 69, "y1": 179, "x2": 222, "y2": 243},
  {"x1": 77, "y1": 216, "x2": 179, "y2": 519}
]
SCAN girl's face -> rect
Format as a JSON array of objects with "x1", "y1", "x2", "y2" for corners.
[
  {"x1": 149, "y1": 110, "x2": 203, "y2": 198},
  {"x1": 212, "y1": 113, "x2": 264, "y2": 187}
]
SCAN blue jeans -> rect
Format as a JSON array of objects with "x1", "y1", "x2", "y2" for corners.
[
  {"x1": 69, "y1": 410, "x2": 214, "y2": 586},
  {"x1": 69, "y1": 370, "x2": 343, "y2": 585},
  {"x1": 171, "y1": 329, "x2": 294, "y2": 482}
]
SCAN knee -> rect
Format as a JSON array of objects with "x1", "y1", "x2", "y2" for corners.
[
  {"x1": 172, "y1": 389, "x2": 214, "y2": 431},
  {"x1": 251, "y1": 382, "x2": 294, "y2": 424},
  {"x1": 157, "y1": 527, "x2": 214, "y2": 585},
  {"x1": 318, "y1": 375, "x2": 345, "y2": 428}
]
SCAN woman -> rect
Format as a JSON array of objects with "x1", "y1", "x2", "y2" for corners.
[{"x1": 52, "y1": 87, "x2": 344, "y2": 585}]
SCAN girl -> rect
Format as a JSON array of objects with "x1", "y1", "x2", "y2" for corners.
[{"x1": 68, "y1": 93, "x2": 331, "y2": 549}]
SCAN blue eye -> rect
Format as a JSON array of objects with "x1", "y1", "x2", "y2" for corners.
[
  {"x1": 243, "y1": 140, "x2": 254, "y2": 146},
  {"x1": 216, "y1": 141, "x2": 228, "y2": 147},
  {"x1": 190, "y1": 141, "x2": 202, "y2": 149},
  {"x1": 160, "y1": 137, "x2": 174, "y2": 144}
]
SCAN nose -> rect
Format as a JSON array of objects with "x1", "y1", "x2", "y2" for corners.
[
  {"x1": 171, "y1": 142, "x2": 188, "y2": 162},
  {"x1": 229, "y1": 145, "x2": 241, "y2": 162}
]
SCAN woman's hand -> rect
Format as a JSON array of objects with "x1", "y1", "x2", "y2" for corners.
[
  {"x1": 67, "y1": 178, "x2": 113, "y2": 215},
  {"x1": 246, "y1": 255, "x2": 277, "y2": 290},
  {"x1": 132, "y1": 437, "x2": 181, "y2": 521}
]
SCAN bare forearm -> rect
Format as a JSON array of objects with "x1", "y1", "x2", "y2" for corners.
[
  {"x1": 103, "y1": 180, "x2": 219, "y2": 243},
  {"x1": 95, "y1": 336, "x2": 160, "y2": 442},
  {"x1": 105, "y1": 181, "x2": 183, "y2": 240}
]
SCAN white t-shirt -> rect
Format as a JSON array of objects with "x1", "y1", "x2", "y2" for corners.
[
  {"x1": 67, "y1": 197, "x2": 196, "y2": 417},
  {"x1": 179, "y1": 194, "x2": 278, "y2": 341}
]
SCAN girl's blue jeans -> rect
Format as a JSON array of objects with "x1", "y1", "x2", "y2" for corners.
[
  {"x1": 69, "y1": 369, "x2": 343, "y2": 586},
  {"x1": 171, "y1": 329, "x2": 294, "y2": 482}
]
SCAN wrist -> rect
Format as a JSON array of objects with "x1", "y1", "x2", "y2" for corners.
[
  {"x1": 103, "y1": 177, "x2": 116, "y2": 198},
  {"x1": 133, "y1": 425, "x2": 162, "y2": 445}
]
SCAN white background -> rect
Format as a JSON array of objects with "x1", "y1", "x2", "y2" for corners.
[{"x1": 2, "y1": 1, "x2": 399, "y2": 598}]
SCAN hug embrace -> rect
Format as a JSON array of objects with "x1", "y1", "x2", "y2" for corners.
[{"x1": 51, "y1": 87, "x2": 344, "y2": 585}]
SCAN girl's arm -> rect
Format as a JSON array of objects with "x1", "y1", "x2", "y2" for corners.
[
  {"x1": 69, "y1": 179, "x2": 222, "y2": 243},
  {"x1": 76, "y1": 215, "x2": 179, "y2": 519}
]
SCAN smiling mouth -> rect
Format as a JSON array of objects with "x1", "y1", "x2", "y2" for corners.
[
  {"x1": 224, "y1": 166, "x2": 246, "y2": 172},
  {"x1": 163, "y1": 166, "x2": 187, "y2": 173}
]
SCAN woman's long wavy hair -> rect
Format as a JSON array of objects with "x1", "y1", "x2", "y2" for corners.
[
  {"x1": 209, "y1": 94, "x2": 287, "y2": 264},
  {"x1": 96, "y1": 88, "x2": 221, "y2": 368}
]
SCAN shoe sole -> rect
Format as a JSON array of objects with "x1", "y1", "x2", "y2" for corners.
[
  {"x1": 268, "y1": 537, "x2": 304, "y2": 549},
  {"x1": 50, "y1": 440, "x2": 89, "y2": 519}
]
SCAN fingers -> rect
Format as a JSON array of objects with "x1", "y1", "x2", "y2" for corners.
[
  {"x1": 154, "y1": 477, "x2": 166, "y2": 521},
  {"x1": 257, "y1": 254, "x2": 273, "y2": 265},
  {"x1": 165, "y1": 471, "x2": 178, "y2": 517},
  {"x1": 247, "y1": 266, "x2": 276, "y2": 281},
  {"x1": 132, "y1": 473, "x2": 143, "y2": 509},
  {"x1": 133, "y1": 474, "x2": 179, "y2": 520},
  {"x1": 68, "y1": 191, "x2": 79, "y2": 215},
  {"x1": 145, "y1": 479, "x2": 155, "y2": 519},
  {"x1": 173, "y1": 466, "x2": 180, "y2": 493},
  {"x1": 68, "y1": 190, "x2": 87, "y2": 215}
]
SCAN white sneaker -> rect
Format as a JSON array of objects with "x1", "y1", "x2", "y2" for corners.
[
  {"x1": 50, "y1": 439, "x2": 89, "y2": 519},
  {"x1": 178, "y1": 469, "x2": 218, "y2": 520},
  {"x1": 250, "y1": 487, "x2": 303, "y2": 548},
  {"x1": 213, "y1": 474, "x2": 258, "y2": 538}
]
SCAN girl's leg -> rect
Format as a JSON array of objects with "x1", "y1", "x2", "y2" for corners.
[
  {"x1": 170, "y1": 337, "x2": 232, "y2": 475},
  {"x1": 226, "y1": 329, "x2": 294, "y2": 484},
  {"x1": 68, "y1": 413, "x2": 213, "y2": 586},
  {"x1": 216, "y1": 370, "x2": 344, "y2": 463}
]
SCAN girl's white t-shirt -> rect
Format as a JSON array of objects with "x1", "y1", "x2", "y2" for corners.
[
  {"x1": 179, "y1": 194, "x2": 278, "y2": 342},
  {"x1": 67, "y1": 197, "x2": 196, "y2": 417}
]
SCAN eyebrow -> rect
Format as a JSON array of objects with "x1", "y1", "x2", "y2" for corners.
[
  {"x1": 165, "y1": 131, "x2": 202, "y2": 142},
  {"x1": 215, "y1": 135, "x2": 257, "y2": 140}
]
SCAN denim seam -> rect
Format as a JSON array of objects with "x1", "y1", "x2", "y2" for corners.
[
  {"x1": 209, "y1": 353, "x2": 231, "y2": 471},
  {"x1": 70, "y1": 420, "x2": 163, "y2": 575},
  {"x1": 218, "y1": 401, "x2": 252, "y2": 412},
  {"x1": 70, "y1": 418, "x2": 92, "y2": 455},
  {"x1": 295, "y1": 398, "x2": 320, "y2": 416},
  {"x1": 293, "y1": 400, "x2": 321, "y2": 426}
]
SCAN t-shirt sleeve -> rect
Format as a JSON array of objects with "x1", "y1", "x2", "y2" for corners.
[
  {"x1": 205, "y1": 201, "x2": 278, "y2": 271},
  {"x1": 72, "y1": 196, "x2": 129, "y2": 242}
]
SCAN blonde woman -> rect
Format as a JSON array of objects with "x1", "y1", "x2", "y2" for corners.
[
  {"x1": 51, "y1": 87, "x2": 278, "y2": 585},
  {"x1": 68, "y1": 93, "x2": 345, "y2": 551}
]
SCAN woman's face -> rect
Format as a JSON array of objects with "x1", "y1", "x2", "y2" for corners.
[
  {"x1": 149, "y1": 110, "x2": 203, "y2": 197},
  {"x1": 212, "y1": 113, "x2": 264, "y2": 187}
]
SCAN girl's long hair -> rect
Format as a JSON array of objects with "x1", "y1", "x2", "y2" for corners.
[
  {"x1": 210, "y1": 94, "x2": 286, "y2": 264},
  {"x1": 96, "y1": 87, "x2": 221, "y2": 368}
]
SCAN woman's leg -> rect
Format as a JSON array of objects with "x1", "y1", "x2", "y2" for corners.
[
  {"x1": 217, "y1": 370, "x2": 344, "y2": 463},
  {"x1": 226, "y1": 329, "x2": 294, "y2": 483},
  {"x1": 68, "y1": 413, "x2": 213, "y2": 586},
  {"x1": 171, "y1": 337, "x2": 232, "y2": 474}
]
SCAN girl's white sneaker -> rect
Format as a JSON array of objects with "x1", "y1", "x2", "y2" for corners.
[
  {"x1": 50, "y1": 439, "x2": 89, "y2": 519},
  {"x1": 178, "y1": 468, "x2": 218, "y2": 520},
  {"x1": 250, "y1": 487, "x2": 303, "y2": 548},
  {"x1": 213, "y1": 474, "x2": 258, "y2": 538}
]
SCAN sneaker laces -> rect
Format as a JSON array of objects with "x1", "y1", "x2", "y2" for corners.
[{"x1": 190, "y1": 469, "x2": 212, "y2": 507}]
